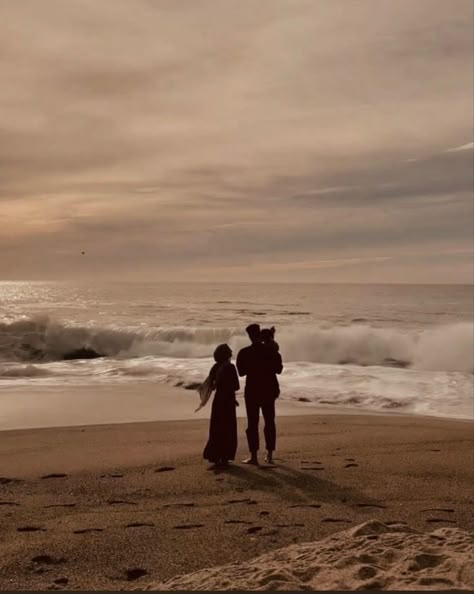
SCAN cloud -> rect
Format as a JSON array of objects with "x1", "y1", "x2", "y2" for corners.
[
  {"x1": 446, "y1": 142, "x2": 474, "y2": 152},
  {"x1": 0, "y1": 0, "x2": 472, "y2": 282}
]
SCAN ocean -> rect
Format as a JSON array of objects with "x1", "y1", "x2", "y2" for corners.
[{"x1": 0, "y1": 282, "x2": 472, "y2": 420}]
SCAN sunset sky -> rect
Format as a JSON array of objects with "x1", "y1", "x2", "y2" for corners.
[{"x1": 1, "y1": 0, "x2": 473, "y2": 283}]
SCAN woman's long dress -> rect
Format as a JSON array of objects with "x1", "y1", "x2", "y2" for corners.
[{"x1": 203, "y1": 362, "x2": 239, "y2": 463}]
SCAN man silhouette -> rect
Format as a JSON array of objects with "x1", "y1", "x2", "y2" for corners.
[{"x1": 237, "y1": 323, "x2": 283, "y2": 465}]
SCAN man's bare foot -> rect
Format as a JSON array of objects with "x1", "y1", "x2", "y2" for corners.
[
  {"x1": 265, "y1": 451, "x2": 275, "y2": 464},
  {"x1": 243, "y1": 456, "x2": 259, "y2": 465}
]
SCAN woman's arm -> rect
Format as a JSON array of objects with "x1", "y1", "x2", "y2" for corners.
[{"x1": 231, "y1": 364, "x2": 240, "y2": 392}]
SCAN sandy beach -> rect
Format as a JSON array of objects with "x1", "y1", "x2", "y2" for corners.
[{"x1": 1, "y1": 403, "x2": 472, "y2": 591}]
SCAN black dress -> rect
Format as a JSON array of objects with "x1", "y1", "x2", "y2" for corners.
[{"x1": 203, "y1": 362, "x2": 239, "y2": 463}]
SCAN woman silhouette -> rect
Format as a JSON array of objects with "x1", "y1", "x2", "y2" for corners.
[{"x1": 203, "y1": 344, "x2": 240, "y2": 467}]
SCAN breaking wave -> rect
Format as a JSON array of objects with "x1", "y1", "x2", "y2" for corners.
[{"x1": 0, "y1": 315, "x2": 472, "y2": 373}]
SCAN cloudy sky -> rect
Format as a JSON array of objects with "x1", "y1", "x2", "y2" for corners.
[{"x1": 1, "y1": 0, "x2": 473, "y2": 283}]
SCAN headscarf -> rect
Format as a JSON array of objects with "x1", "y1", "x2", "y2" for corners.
[{"x1": 195, "y1": 344, "x2": 232, "y2": 412}]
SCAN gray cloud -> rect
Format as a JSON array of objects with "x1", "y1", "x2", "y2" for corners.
[{"x1": 0, "y1": 0, "x2": 472, "y2": 282}]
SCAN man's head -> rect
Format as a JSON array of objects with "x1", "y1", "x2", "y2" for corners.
[{"x1": 245, "y1": 323, "x2": 261, "y2": 343}]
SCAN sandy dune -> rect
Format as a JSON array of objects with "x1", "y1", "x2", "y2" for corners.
[{"x1": 147, "y1": 520, "x2": 474, "y2": 591}]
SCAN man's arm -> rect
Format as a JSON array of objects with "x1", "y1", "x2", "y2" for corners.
[
  {"x1": 236, "y1": 348, "x2": 247, "y2": 377},
  {"x1": 273, "y1": 351, "x2": 283, "y2": 375}
]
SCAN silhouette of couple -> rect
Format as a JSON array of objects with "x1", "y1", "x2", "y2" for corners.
[{"x1": 203, "y1": 323, "x2": 283, "y2": 467}]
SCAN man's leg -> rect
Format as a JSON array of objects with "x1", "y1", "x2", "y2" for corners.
[
  {"x1": 262, "y1": 398, "x2": 276, "y2": 463},
  {"x1": 244, "y1": 395, "x2": 260, "y2": 464}
]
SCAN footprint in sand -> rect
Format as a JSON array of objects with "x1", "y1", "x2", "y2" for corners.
[
  {"x1": 345, "y1": 458, "x2": 356, "y2": 462},
  {"x1": 32, "y1": 555, "x2": 66, "y2": 565},
  {"x1": 0, "y1": 501, "x2": 20, "y2": 506},
  {"x1": 100, "y1": 473, "x2": 123, "y2": 479},
  {"x1": 107, "y1": 499, "x2": 136, "y2": 505},
  {"x1": 426, "y1": 518, "x2": 456, "y2": 524},
  {"x1": 125, "y1": 568, "x2": 148, "y2": 581},
  {"x1": 52, "y1": 577, "x2": 69, "y2": 586},
  {"x1": 224, "y1": 520, "x2": 252, "y2": 525},
  {"x1": 226, "y1": 498, "x2": 254, "y2": 504},
  {"x1": 246, "y1": 526, "x2": 263, "y2": 534},
  {"x1": 421, "y1": 508, "x2": 454, "y2": 513},
  {"x1": 163, "y1": 502, "x2": 194, "y2": 508},
  {"x1": 0, "y1": 477, "x2": 22, "y2": 485},
  {"x1": 358, "y1": 566, "x2": 378, "y2": 580},
  {"x1": 126, "y1": 522, "x2": 154, "y2": 528},
  {"x1": 289, "y1": 503, "x2": 321, "y2": 509},
  {"x1": 173, "y1": 524, "x2": 204, "y2": 530},
  {"x1": 44, "y1": 503, "x2": 76, "y2": 509},
  {"x1": 354, "y1": 503, "x2": 386, "y2": 509},
  {"x1": 73, "y1": 528, "x2": 104, "y2": 534},
  {"x1": 429, "y1": 449, "x2": 441, "y2": 452},
  {"x1": 41, "y1": 474, "x2": 67, "y2": 480},
  {"x1": 259, "y1": 511, "x2": 270, "y2": 516},
  {"x1": 18, "y1": 526, "x2": 46, "y2": 532},
  {"x1": 155, "y1": 466, "x2": 175, "y2": 473},
  {"x1": 322, "y1": 518, "x2": 351, "y2": 523},
  {"x1": 276, "y1": 523, "x2": 305, "y2": 528},
  {"x1": 344, "y1": 463, "x2": 358, "y2": 468},
  {"x1": 409, "y1": 552, "x2": 445, "y2": 570}
]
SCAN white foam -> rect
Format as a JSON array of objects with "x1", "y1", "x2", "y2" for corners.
[
  {"x1": 1, "y1": 316, "x2": 472, "y2": 420},
  {"x1": 1, "y1": 315, "x2": 472, "y2": 372}
]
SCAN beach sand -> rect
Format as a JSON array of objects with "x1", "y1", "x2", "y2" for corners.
[{"x1": 0, "y1": 400, "x2": 473, "y2": 590}]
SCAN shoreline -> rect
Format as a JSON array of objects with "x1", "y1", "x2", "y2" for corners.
[{"x1": 1, "y1": 382, "x2": 472, "y2": 433}]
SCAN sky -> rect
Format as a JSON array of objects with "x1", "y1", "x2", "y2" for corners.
[{"x1": 1, "y1": 0, "x2": 473, "y2": 283}]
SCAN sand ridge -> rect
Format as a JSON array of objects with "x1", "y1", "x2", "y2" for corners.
[{"x1": 146, "y1": 520, "x2": 474, "y2": 591}]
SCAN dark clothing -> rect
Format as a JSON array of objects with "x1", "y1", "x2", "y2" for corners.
[
  {"x1": 237, "y1": 343, "x2": 283, "y2": 453},
  {"x1": 203, "y1": 361, "x2": 239, "y2": 463},
  {"x1": 236, "y1": 343, "x2": 282, "y2": 400},
  {"x1": 244, "y1": 396, "x2": 276, "y2": 452}
]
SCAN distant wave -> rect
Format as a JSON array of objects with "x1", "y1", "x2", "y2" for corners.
[
  {"x1": 0, "y1": 363, "x2": 54, "y2": 378},
  {"x1": 0, "y1": 315, "x2": 472, "y2": 373}
]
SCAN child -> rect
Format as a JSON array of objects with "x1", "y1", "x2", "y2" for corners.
[{"x1": 261, "y1": 326, "x2": 280, "y2": 352}]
